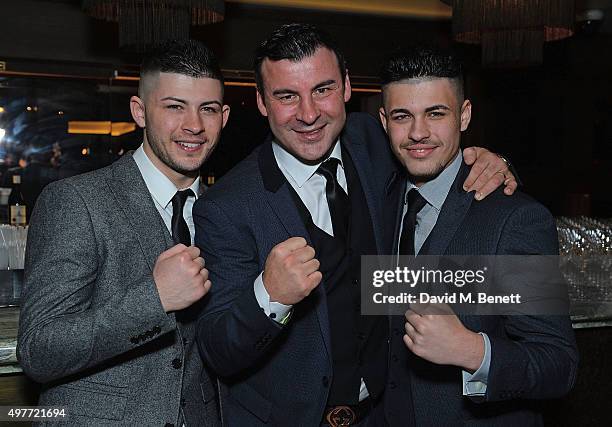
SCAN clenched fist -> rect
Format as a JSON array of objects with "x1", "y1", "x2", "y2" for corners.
[
  {"x1": 262, "y1": 237, "x2": 322, "y2": 305},
  {"x1": 403, "y1": 303, "x2": 484, "y2": 372},
  {"x1": 154, "y1": 244, "x2": 211, "y2": 313}
]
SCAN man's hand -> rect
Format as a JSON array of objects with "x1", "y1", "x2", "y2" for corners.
[
  {"x1": 154, "y1": 244, "x2": 211, "y2": 313},
  {"x1": 403, "y1": 304, "x2": 484, "y2": 373},
  {"x1": 463, "y1": 147, "x2": 517, "y2": 200},
  {"x1": 262, "y1": 237, "x2": 322, "y2": 305}
]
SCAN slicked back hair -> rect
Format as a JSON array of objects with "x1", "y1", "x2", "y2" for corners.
[
  {"x1": 380, "y1": 46, "x2": 464, "y2": 102},
  {"x1": 139, "y1": 39, "x2": 224, "y2": 98},
  {"x1": 254, "y1": 23, "x2": 347, "y2": 95}
]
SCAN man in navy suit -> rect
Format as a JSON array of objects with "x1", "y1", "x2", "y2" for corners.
[
  {"x1": 194, "y1": 25, "x2": 514, "y2": 426},
  {"x1": 378, "y1": 47, "x2": 579, "y2": 426}
]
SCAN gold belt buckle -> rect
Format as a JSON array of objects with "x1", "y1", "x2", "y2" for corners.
[{"x1": 326, "y1": 405, "x2": 356, "y2": 427}]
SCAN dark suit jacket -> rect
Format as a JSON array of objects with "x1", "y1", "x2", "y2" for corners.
[
  {"x1": 384, "y1": 162, "x2": 579, "y2": 427},
  {"x1": 17, "y1": 154, "x2": 219, "y2": 426},
  {"x1": 194, "y1": 113, "x2": 397, "y2": 426}
]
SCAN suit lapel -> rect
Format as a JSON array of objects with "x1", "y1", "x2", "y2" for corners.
[
  {"x1": 258, "y1": 141, "x2": 332, "y2": 358},
  {"x1": 107, "y1": 154, "x2": 173, "y2": 272},
  {"x1": 420, "y1": 162, "x2": 473, "y2": 256},
  {"x1": 342, "y1": 132, "x2": 385, "y2": 254}
]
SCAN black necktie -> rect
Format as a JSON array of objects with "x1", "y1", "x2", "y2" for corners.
[
  {"x1": 399, "y1": 189, "x2": 427, "y2": 255},
  {"x1": 171, "y1": 189, "x2": 194, "y2": 246},
  {"x1": 317, "y1": 158, "x2": 349, "y2": 239}
]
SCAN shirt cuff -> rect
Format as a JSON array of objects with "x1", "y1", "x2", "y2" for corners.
[
  {"x1": 462, "y1": 332, "x2": 491, "y2": 397},
  {"x1": 254, "y1": 272, "x2": 293, "y2": 324}
]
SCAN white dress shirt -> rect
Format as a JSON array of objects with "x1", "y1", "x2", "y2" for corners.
[{"x1": 132, "y1": 145, "x2": 200, "y2": 244}]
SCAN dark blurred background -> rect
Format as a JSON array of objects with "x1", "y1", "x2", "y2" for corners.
[{"x1": 0, "y1": 0, "x2": 611, "y2": 217}]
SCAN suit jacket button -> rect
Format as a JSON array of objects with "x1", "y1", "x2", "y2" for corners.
[
  {"x1": 172, "y1": 358, "x2": 182, "y2": 369},
  {"x1": 392, "y1": 354, "x2": 399, "y2": 362},
  {"x1": 154, "y1": 326, "x2": 161, "y2": 334},
  {"x1": 322, "y1": 376, "x2": 329, "y2": 388},
  {"x1": 389, "y1": 381, "x2": 397, "y2": 389},
  {"x1": 130, "y1": 337, "x2": 139, "y2": 344}
]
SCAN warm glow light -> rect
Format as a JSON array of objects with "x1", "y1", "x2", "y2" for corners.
[
  {"x1": 68, "y1": 121, "x2": 136, "y2": 137},
  {"x1": 26, "y1": 106, "x2": 32, "y2": 112},
  {"x1": 0, "y1": 107, "x2": 4, "y2": 113},
  {"x1": 111, "y1": 122, "x2": 136, "y2": 136},
  {"x1": 0, "y1": 128, "x2": 5, "y2": 142},
  {"x1": 69, "y1": 121, "x2": 111, "y2": 135},
  {"x1": 81, "y1": 148, "x2": 90, "y2": 156}
]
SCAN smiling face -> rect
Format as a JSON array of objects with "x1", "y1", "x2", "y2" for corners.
[
  {"x1": 256, "y1": 47, "x2": 351, "y2": 164},
  {"x1": 130, "y1": 72, "x2": 230, "y2": 188},
  {"x1": 379, "y1": 78, "x2": 471, "y2": 186}
]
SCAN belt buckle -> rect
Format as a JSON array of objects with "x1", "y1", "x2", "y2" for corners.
[{"x1": 326, "y1": 405, "x2": 356, "y2": 427}]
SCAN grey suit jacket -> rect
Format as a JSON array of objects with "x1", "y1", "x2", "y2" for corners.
[{"x1": 17, "y1": 154, "x2": 219, "y2": 426}]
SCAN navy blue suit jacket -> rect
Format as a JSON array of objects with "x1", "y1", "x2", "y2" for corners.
[
  {"x1": 194, "y1": 113, "x2": 397, "y2": 426},
  {"x1": 384, "y1": 162, "x2": 579, "y2": 427}
]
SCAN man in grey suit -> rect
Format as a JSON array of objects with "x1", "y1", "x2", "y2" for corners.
[
  {"x1": 379, "y1": 47, "x2": 578, "y2": 426},
  {"x1": 194, "y1": 24, "x2": 515, "y2": 427},
  {"x1": 17, "y1": 40, "x2": 229, "y2": 426}
]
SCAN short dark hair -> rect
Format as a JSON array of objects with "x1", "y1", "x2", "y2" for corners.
[
  {"x1": 139, "y1": 39, "x2": 224, "y2": 96},
  {"x1": 380, "y1": 46, "x2": 464, "y2": 100},
  {"x1": 254, "y1": 23, "x2": 347, "y2": 94}
]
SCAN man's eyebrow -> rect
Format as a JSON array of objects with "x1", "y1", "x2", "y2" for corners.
[
  {"x1": 389, "y1": 108, "x2": 411, "y2": 115},
  {"x1": 313, "y1": 80, "x2": 337, "y2": 90},
  {"x1": 201, "y1": 100, "x2": 223, "y2": 107},
  {"x1": 271, "y1": 88, "x2": 298, "y2": 97},
  {"x1": 425, "y1": 105, "x2": 451, "y2": 112},
  {"x1": 271, "y1": 79, "x2": 338, "y2": 97},
  {"x1": 160, "y1": 96, "x2": 186, "y2": 103}
]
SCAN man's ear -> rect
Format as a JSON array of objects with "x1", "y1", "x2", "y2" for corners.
[
  {"x1": 221, "y1": 105, "x2": 231, "y2": 129},
  {"x1": 130, "y1": 96, "x2": 146, "y2": 128},
  {"x1": 378, "y1": 107, "x2": 388, "y2": 133},
  {"x1": 343, "y1": 71, "x2": 352, "y2": 103},
  {"x1": 256, "y1": 90, "x2": 268, "y2": 117},
  {"x1": 460, "y1": 99, "x2": 472, "y2": 132}
]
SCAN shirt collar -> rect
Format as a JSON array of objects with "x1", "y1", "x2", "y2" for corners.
[
  {"x1": 132, "y1": 144, "x2": 200, "y2": 209},
  {"x1": 406, "y1": 150, "x2": 463, "y2": 211},
  {"x1": 272, "y1": 140, "x2": 343, "y2": 188}
]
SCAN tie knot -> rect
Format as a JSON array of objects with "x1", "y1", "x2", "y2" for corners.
[
  {"x1": 316, "y1": 157, "x2": 341, "y2": 180},
  {"x1": 406, "y1": 188, "x2": 427, "y2": 216},
  {"x1": 172, "y1": 189, "x2": 195, "y2": 211}
]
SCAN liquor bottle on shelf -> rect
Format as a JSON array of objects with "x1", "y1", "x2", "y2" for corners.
[{"x1": 8, "y1": 175, "x2": 26, "y2": 226}]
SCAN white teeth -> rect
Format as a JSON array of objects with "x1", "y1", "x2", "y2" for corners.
[{"x1": 178, "y1": 142, "x2": 200, "y2": 148}]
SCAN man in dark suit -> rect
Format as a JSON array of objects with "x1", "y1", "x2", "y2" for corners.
[
  {"x1": 194, "y1": 25, "x2": 514, "y2": 426},
  {"x1": 17, "y1": 40, "x2": 228, "y2": 426},
  {"x1": 378, "y1": 47, "x2": 579, "y2": 426}
]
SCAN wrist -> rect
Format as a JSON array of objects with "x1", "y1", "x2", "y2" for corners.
[{"x1": 455, "y1": 330, "x2": 485, "y2": 373}]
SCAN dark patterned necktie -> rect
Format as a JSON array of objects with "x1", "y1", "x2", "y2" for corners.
[
  {"x1": 399, "y1": 189, "x2": 427, "y2": 255},
  {"x1": 171, "y1": 189, "x2": 195, "y2": 246},
  {"x1": 316, "y1": 158, "x2": 349, "y2": 239}
]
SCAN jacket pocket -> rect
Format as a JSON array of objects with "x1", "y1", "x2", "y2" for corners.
[{"x1": 40, "y1": 383, "x2": 128, "y2": 421}]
